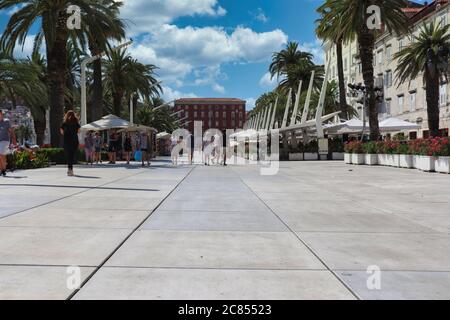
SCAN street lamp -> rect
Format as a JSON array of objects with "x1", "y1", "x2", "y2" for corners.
[
  {"x1": 80, "y1": 39, "x2": 133, "y2": 125},
  {"x1": 129, "y1": 81, "x2": 163, "y2": 124}
]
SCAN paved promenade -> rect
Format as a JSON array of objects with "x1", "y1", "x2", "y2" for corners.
[{"x1": 0, "y1": 159, "x2": 449, "y2": 300}]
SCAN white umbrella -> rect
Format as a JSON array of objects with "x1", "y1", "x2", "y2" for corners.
[
  {"x1": 379, "y1": 117, "x2": 421, "y2": 132},
  {"x1": 81, "y1": 114, "x2": 130, "y2": 131},
  {"x1": 157, "y1": 132, "x2": 171, "y2": 139}
]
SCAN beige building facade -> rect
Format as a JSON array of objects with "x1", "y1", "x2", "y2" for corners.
[{"x1": 324, "y1": 0, "x2": 450, "y2": 138}]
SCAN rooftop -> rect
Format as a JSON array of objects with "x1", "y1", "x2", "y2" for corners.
[{"x1": 175, "y1": 98, "x2": 246, "y2": 105}]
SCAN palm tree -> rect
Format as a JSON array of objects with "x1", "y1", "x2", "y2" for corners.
[
  {"x1": 0, "y1": 0, "x2": 125, "y2": 147},
  {"x1": 269, "y1": 42, "x2": 323, "y2": 100},
  {"x1": 395, "y1": 22, "x2": 450, "y2": 137},
  {"x1": 103, "y1": 49, "x2": 161, "y2": 117},
  {"x1": 79, "y1": 0, "x2": 125, "y2": 122},
  {"x1": 316, "y1": 0, "x2": 349, "y2": 118},
  {"x1": 322, "y1": 0, "x2": 410, "y2": 140}
]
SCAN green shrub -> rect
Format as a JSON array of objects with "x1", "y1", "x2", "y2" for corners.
[
  {"x1": 329, "y1": 138, "x2": 344, "y2": 153},
  {"x1": 362, "y1": 141, "x2": 377, "y2": 154},
  {"x1": 7, "y1": 151, "x2": 49, "y2": 170}
]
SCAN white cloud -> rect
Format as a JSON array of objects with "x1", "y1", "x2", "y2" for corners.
[
  {"x1": 259, "y1": 72, "x2": 277, "y2": 88},
  {"x1": 161, "y1": 85, "x2": 197, "y2": 102},
  {"x1": 212, "y1": 83, "x2": 225, "y2": 94},
  {"x1": 245, "y1": 98, "x2": 256, "y2": 110},
  {"x1": 119, "y1": 0, "x2": 226, "y2": 35},
  {"x1": 253, "y1": 8, "x2": 268, "y2": 23},
  {"x1": 131, "y1": 24, "x2": 287, "y2": 90},
  {"x1": 299, "y1": 39, "x2": 325, "y2": 64}
]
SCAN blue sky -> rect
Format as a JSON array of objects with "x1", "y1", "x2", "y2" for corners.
[{"x1": 0, "y1": 1, "x2": 354, "y2": 109}]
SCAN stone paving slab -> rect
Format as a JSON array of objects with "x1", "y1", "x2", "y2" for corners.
[
  {"x1": 74, "y1": 268, "x2": 355, "y2": 300},
  {"x1": 0, "y1": 208, "x2": 151, "y2": 229},
  {"x1": 0, "y1": 266, "x2": 95, "y2": 300},
  {"x1": 106, "y1": 230, "x2": 325, "y2": 270},
  {"x1": 0, "y1": 226, "x2": 133, "y2": 266},
  {"x1": 300, "y1": 232, "x2": 450, "y2": 271},
  {"x1": 141, "y1": 210, "x2": 288, "y2": 232},
  {"x1": 337, "y1": 271, "x2": 450, "y2": 300}
]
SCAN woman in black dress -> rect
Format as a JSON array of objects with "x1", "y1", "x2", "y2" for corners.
[{"x1": 60, "y1": 111, "x2": 81, "y2": 176}]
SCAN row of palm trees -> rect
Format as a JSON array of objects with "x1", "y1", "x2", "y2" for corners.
[
  {"x1": 316, "y1": 0, "x2": 450, "y2": 139},
  {"x1": 0, "y1": 0, "x2": 164, "y2": 147}
]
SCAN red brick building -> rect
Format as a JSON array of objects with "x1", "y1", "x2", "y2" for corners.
[{"x1": 173, "y1": 98, "x2": 247, "y2": 133}]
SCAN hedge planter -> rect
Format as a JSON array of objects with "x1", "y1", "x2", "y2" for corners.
[
  {"x1": 417, "y1": 156, "x2": 435, "y2": 172},
  {"x1": 399, "y1": 155, "x2": 414, "y2": 169},
  {"x1": 365, "y1": 154, "x2": 378, "y2": 166},
  {"x1": 435, "y1": 157, "x2": 450, "y2": 174},
  {"x1": 304, "y1": 153, "x2": 319, "y2": 161},
  {"x1": 352, "y1": 153, "x2": 365, "y2": 165},
  {"x1": 378, "y1": 154, "x2": 388, "y2": 166},
  {"x1": 385, "y1": 154, "x2": 399, "y2": 167},
  {"x1": 289, "y1": 153, "x2": 304, "y2": 161},
  {"x1": 412, "y1": 155, "x2": 419, "y2": 169},
  {"x1": 344, "y1": 153, "x2": 352, "y2": 164},
  {"x1": 333, "y1": 152, "x2": 344, "y2": 161}
]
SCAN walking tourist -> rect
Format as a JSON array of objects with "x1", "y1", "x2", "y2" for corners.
[
  {"x1": 60, "y1": 110, "x2": 81, "y2": 177},
  {"x1": 139, "y1": 131, "x2": 151, "y2": 167},
  {"x1": 108, "y1": 130, "x2": 118, "y2": 164},
  {"x1": 84, "y1": 131, "x2": 94, "y2": 166},
  {"x1": 93, "y1": 132, "x2": 103, "y2": 164},
  {"x1": 0, "y1": 110, "x2": 17, "y2": 177},
  {"x1": 124, "y1": 132, "x2": 133, "y2": 165}
]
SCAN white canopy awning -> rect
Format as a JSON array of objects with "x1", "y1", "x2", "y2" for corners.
[
  {"x1": 81, "y1": 115, "x2": 130, "y2": 131},
  {"x1": 379, "y1": 118, "x2": 421, "y2": 132},
  {"x1": 157, "y1": 132, "x2": 171, "y2": 139}
]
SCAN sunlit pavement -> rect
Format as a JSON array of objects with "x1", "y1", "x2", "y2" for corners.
[{"x1": 0, "y1": 159, "x2": 449, "y2": 300}]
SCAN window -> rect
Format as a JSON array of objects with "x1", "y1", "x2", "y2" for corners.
[
  {"x1": 440, "y1": 84, "x2": 447, "y2": 106},
  {"x1": 194, "y1": 111, "x2": 198, "y2": 118},
  {"x1": 439, "y1": 14, "x2": 447, "y2": 27},
  {"x1": 385, "y1": 70, "x2": 393, "y2": 88},
  {"x1": 386, "y1": 99, "x2": 391, "y2": 116},
  {"x1": 223, "y1": 112, "x2": 227, "y2": 119},
  {"x1": 377, "y1": 50, "x2": 383, "y2": 65},
  {"x1": 398, "y1": 95, "x2": 404, "y2": 114},
  {"x1": 386, "y1": 45, "x2": 392, "y2": 61},
  {"x1": 409, "y1": 92, "x2": 416, "y2": 112},
  {"x1": 399, "y1": 39, "x2": 404, "y2": 51}
]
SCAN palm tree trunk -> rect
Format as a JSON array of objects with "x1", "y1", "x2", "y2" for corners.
[
  {"x1": 425, "y1": 73, "x2": 441, "y2": 137},
  {"x1": 358, "y1": 29, "x2": 379, "y2": 141},
  {"x1": 113, "y1": 91, "x2": 123, "y2": 117},
  {"x1": 90, "y1": 41, "x2": 104, "y2": 122},
  {"x1": 34, "y1": 117, "x2": 46, "y2": 146},
  {"x1": 46, "y1": 12, "x2": 69, "y2": 148},
  {"x1": 133, "y1": 94, "x2": 138, "y2": 122},
  {"x1": 336, "y1": 40, "x2": 348, "y2": 118}
]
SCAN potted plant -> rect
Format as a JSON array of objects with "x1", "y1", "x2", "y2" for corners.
[
  {"x1": 432, "y1": 137, "x2": 450, "y2": 174},
  {"x1": 376, "y1": 141, "x2": 388, "y2": 166},
  {"x1": 304, "y1": 141, "x2": 319, "y2": 161},
  {"x1": 345, "y1": 141, "x2": 364, "y2": 165},
  {"x1": 398, "y1": 143, "x2": 414, "y2": 169},
  {"x1": 344, "y1": 142, "x2": 353, "y2": 164},
  {"x1": 330, "y1": 138, "x2": 345, "y2": 160},
  {"x1": 362, "y1": 141, "x2": 378, "y2": 165},
  {"x1": 410, "y1": 139, "x2": 435, "y2": 172},
  {"x1": 384, "y1": 141, "x2": 400, "y2": 167},
  {"x1": 288, "y1": 144, "x2": 304, "y2": 161}
]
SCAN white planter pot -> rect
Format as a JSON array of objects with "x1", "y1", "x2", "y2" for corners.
[
  {"x1": 304, "y1": 153, "x2": 318, "y2": 161},
  {"x1": 386, "y1": 154, "x2": 399, "y2": 167},
  {"x1": 417, "y1": 156, "x2": 435, "y2": 172},
  {"x1": 399, "y1": 154, "x2": 414, "y2": 169},
  {"x1": 344, "y1": 153, "x2": 352, "y2": 164},
  {"x1": 365, "y1": 154, "x2": 378, "y2": 166},
  {"x1": 332, "y1": 152, "x2": 345, "y2": 161},
  {"x1": 412, "y1": 155, "x2": 419, "y2": 169},
  {"x1": 289, "y1": 153, "x2": 304, "y2": 161},
  {"x1": 435, "y1": 156, "x2": 450, "y2": 174},
  {"x1": 352, "y1": 153, "x2": 365, "y2": 165},
  {"x1": 378, "y1": 154, "x2": 388, "y2": 166}
]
